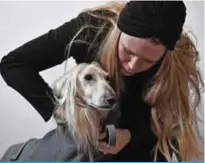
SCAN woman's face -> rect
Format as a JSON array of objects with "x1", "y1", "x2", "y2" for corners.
[{"x1": 118, "y1": 32, "x2": 167, "y2": 76}]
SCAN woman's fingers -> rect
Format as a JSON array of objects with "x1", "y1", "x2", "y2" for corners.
[{"x1": 98, "y1": 141, "x2": 118, "y2": 154}]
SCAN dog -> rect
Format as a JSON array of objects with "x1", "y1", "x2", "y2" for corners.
[{"x1": 1, "y1": 62, "x2": 120, "y2": 162}]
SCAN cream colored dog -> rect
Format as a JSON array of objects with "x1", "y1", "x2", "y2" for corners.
[{"x1": 1, "y1": 62, "x2": 120, "y2": 162}]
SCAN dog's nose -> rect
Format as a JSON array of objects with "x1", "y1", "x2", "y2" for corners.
[{"x1": 107, "y1": 97, "x2": 117, "y2": 105}]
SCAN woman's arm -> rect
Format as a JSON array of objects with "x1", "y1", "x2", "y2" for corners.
[{"x1": 0, "y1": 12, "x2": 88, "y2": 122}]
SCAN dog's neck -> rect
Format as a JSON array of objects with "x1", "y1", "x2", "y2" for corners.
[
  {"x1": 75, "y1": 93, "x2": 109, "y2": 123},
  {"x1": 54, "y1": 94, "x2": 107, "y2": 127},
  {"x1": 75, "y1": 94, "x2": 91, "y2": 109}
]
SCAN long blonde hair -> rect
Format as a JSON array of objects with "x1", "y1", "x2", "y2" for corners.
[{"x1": 66, "y1": 1, "x2": 204, "y2": 161}]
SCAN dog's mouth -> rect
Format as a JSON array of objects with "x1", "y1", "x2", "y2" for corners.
[
  {"x1": 88, "y1": 103, "x2": 116, "y2": 111},
  {"x1": 76, "y1": 94, "x2": 116, "y2": 111}
]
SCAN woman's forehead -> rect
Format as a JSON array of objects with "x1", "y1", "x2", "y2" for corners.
[
  {"x1": 120, "y1": 32, "x2": 166, "y2": 60},
  {"x1": 121, "y1": 33, "x2": 159, "y2": 48}
]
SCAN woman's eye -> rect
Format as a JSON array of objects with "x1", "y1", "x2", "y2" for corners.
[
  {"x1": 84, "y1": 74, "x2": 93, "y2": 81},
  {"x1": 125, "y1": 51, "x2": 132, "y2": 56}
]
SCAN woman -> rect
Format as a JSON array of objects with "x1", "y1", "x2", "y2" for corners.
[{"x1": 0, "y1": 1, "x2": 203, "y2": 161}]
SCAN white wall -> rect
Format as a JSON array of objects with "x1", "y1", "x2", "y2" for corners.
[{"x1": 0, "y1": 1, "x2": 204, "y2": 161}]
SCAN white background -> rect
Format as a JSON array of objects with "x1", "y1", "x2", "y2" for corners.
[{"x1": 0, "y1": 1, "x2": 204, "y2": 161}]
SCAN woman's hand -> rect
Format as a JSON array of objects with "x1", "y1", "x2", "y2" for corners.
[{"x1": 98, "y1": 128, "x2": 131, "y2": 154}]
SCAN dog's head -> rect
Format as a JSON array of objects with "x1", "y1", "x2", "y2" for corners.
[
  {"x1": 53, "y1": 62, "x2": 117, "y2": 112},
  {"x1": 76, "y1": 62, "x2": 117, "y2": 110},
  {"x1": 52, "y1": 62, "x2": 118, "y2": 158}
]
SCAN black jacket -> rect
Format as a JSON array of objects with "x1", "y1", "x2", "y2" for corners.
[{"x1": 0, "y1": 10, "x2": 168, "y2": 161}]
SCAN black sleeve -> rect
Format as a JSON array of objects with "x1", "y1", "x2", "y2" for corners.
[{"x1": 0, "y1": 12, "x2": 88, "y2": 122}]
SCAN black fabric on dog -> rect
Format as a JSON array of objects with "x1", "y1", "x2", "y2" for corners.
[{"x1": 117, "y1": 1, "x2": 186, "y2": 50}]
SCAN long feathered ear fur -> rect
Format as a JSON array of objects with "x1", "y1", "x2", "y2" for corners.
[
  {"x1": 51, "y1": 63, "x2": 101, "y2": 161},
  {"x1": 52, "y1": 64, "x2": 86, "y2": 123}
]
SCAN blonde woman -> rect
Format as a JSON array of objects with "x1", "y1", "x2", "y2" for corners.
[{"x1": 0, "y1": 1, "x2": 203, "y2": 162}]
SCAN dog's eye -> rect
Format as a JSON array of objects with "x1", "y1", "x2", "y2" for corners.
[
  {"x1": 105, "y1": 75, "x2": 110, "y2": 82},
  {"x1": 84, "y1": 74, "x2": 93, "y2": 81}
]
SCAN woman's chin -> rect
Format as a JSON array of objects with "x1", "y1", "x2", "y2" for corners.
[{"x1": 121, "y1": 69, "x2": 134, "y2": 76}]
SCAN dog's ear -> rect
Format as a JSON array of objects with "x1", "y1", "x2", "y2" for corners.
[
  {"x1": 52, "y1": 74, "x2": 70, "y2": 105},
  {"x1": 52, "y1": 65, "x2": 77, "y2": 106},
  {"x1": 91, "y1": 61, "x2": 102, "y2": 68},
  {"x1": 52, "y1": 63, "x2": 87, "y2": 106}
]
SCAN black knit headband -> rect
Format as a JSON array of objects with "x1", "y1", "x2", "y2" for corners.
[{"x1": 117, "y1": 1, "x2": 186, "y2": 50}]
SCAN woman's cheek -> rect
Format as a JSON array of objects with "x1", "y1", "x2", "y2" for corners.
[{"x1": 118, "y1": 51, "x2": 129, "y2": 63}]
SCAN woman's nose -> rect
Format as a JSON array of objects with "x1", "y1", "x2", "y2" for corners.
[{"x1": 128, "y1": 57, "x2": 138, "y2": 70}]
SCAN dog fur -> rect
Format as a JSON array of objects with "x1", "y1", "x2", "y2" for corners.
[{"x1": 1, "y1": 62, "x2": 120, "y2": 162}]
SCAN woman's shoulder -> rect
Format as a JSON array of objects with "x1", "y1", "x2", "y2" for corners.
[
  {"x1": 76, "y1": 9, "x2": 117, "y2": 28},
  {"x1": 68, "y1": 9, "x2": 117, "y2": 63}
]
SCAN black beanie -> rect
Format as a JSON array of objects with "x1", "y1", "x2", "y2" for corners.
[{"x1": 117, "y1": 1, "x2": 186, "y2": 50}]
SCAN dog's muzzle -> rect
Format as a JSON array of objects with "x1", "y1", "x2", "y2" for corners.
[
  {"x1": 75, "y1": 94, "x2": 117, "y2": 147},
  {"x1": 75, "y1": 94, "x2": 117, "y2": 111}
]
